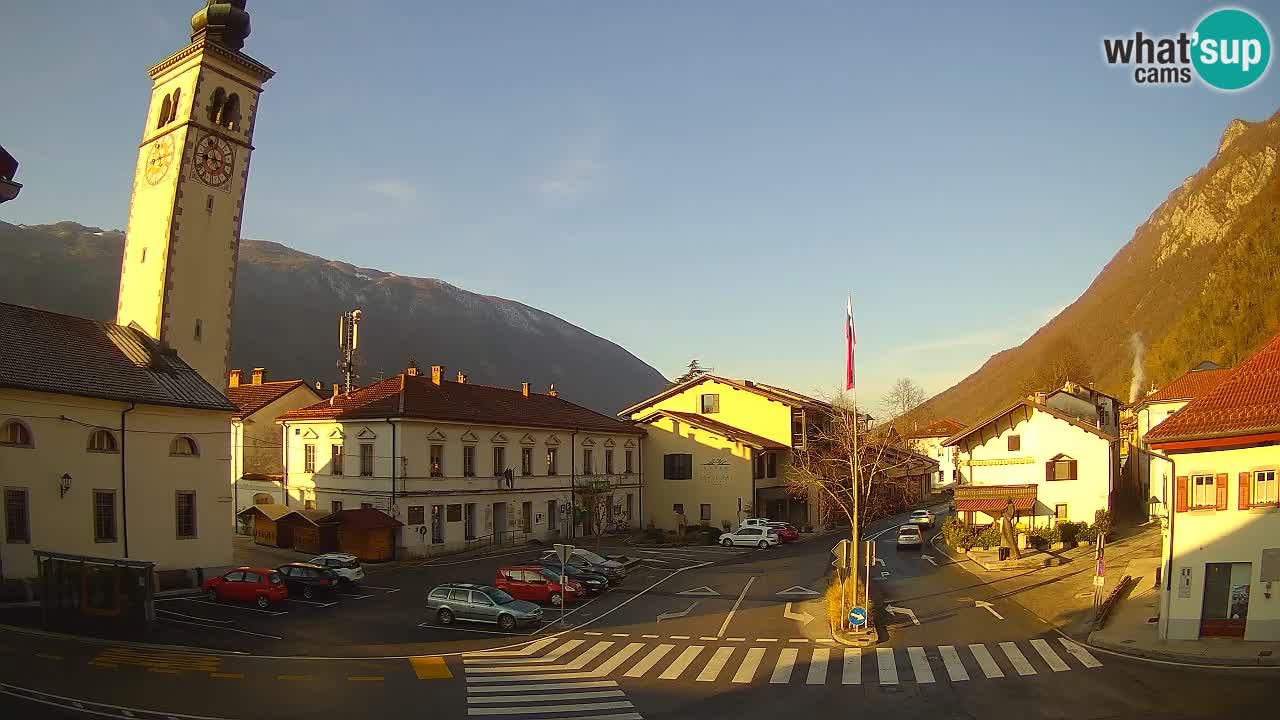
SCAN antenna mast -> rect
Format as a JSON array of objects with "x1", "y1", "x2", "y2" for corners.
[{"x1": 338, "y1": 309, "x2": 363, "y2": 394}]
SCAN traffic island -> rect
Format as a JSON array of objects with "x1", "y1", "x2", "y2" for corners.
[{"x1": 965, "y1": 548, "x2": 1065, "y2": 570}]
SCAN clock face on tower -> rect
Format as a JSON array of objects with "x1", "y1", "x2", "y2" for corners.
[
  {"x1": 144, "y1": 136, "x2": 175, "y2": 186},
  {"x1": 192, "y1": 134, "x2": 235, "y2": 188}
]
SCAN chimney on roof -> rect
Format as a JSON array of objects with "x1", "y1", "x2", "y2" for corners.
[
  {"x1": 522, "y1": 382, "x2": 530, "y2": 397},
  {"x1": 332, "y1": 383, "x2": 339, "y2": 399},
  {"x1": 251, "y1": 367, "x2": 265, "y2": 385},
  {"x1": 548, "y1": 383, "x2": 558, "y2": 397},
  {"x1": 431, "y1": 365, "x2": 443, "y2": 385},
  {"x1": 406, "y1": 356, "x2": 419, "y2": 376},
  {"x1": 315, "y1": 381, "x2": 324, "y2": 392},
  {"x1": 228, "y1": 369, "x2": 242, "y2": 388},
  {"x1": 1031, "y1": 392, "x2": 1046, "y2": 405},
  {"x1": 456, "y1": 371, "x2": 467, "y2": 384}
]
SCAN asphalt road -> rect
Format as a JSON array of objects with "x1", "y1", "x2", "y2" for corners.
[{"x1": 3, "y1": 508, "x2": 1278, "y2": 719}]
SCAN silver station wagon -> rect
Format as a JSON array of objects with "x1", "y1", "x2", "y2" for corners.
[{"x1": 427, "y1": 582, "x2": 544, "y2": 631}]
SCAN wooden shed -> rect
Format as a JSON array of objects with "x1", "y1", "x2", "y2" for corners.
[
  {"x1": 318, "y1": 508, "x2": 403, "y2": 562},
  {"x1": 237, "y1": 504, "x2": 295, "y2": 548},
  {"x1": 282, "y1": 510, "x2": 336, "y2": 555}
]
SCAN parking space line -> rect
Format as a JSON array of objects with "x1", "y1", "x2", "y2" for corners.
[
  {"x1": 356, "y1": 585, "x2": 401, "y2": 591},
  {"x1": 286, "y1": 598, "x2": 339, "y2": 607},
  {"x1": 178, "y1": 598, "x2": 288, "y2": 616},
  {"x1": 159, "y1": 617, "x2": 283, "y2": 640},
  {"x1": 338, "y1": 593, "x2": 376, "y2": 599},
  {"x1": 155, "y1": 609, "x2": 235, "y2": 624}
]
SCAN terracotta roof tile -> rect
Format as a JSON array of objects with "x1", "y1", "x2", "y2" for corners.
[
  {"x1": 1139, "y1": 367, "x2": 1234, "y2": 405},
  {"x1": 0, "y1": 302, "x2": 235, "y2": 411},
  {"x1": 316, "y1": 507, "x2": 403, "y2": 529},
  {"x1": 1147, "y1": 333, "x2": 1280, "y2": 443},
  {"x1": 278, "y1": 374, "x2": 643, "y2": 435},
  {"x1": 227, "y1": 380, "x2": 314, "y2": 420}
]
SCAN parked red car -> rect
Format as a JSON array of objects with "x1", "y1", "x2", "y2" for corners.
[
  {"x1": 495, "y1": 565, "x2": 584, "y2": 607},
  {"x1": 202, "y1": 566, "x2": 287, "y2": 608},
  {"x1": 769, "y1": 522, "x2": 800, "y2": 542}
]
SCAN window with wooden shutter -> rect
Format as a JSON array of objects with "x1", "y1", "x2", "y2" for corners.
[
  {"x1": 1239, "y1": 472, "x2": 1252, "y2": 510},
  {"x1": 1215, "y1": 473, "x2": 1229, "y2": 511},
  {"x1": 1175, "y1": 476, "x2": 1189, "y2": 513},
  {"x1": 1008, "y1": 435, "x2": 1020, "y2": 451}
]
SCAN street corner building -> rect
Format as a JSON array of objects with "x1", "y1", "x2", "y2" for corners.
[
  {"x1": 902, "y1": 417, "x2": 968, "y2": 492},
  {"x1": 620, "y1": 374, "x2": 835, "y2": 532},
  {"x1": 0, "y1": 303, "x2": 237, "y2": 581},
  {"x1": 226, "y1": 368, "x2": 323, "y2": 520},
  {"x1": 274, "y1": 364, "x2": 646, "y2": 561},
  {"x1": 1146, "y1": 331, "x2": 1280, "y2": 642},
  {"x1": 942, "y1": 388, "x2": 1122, "y2": 529}
]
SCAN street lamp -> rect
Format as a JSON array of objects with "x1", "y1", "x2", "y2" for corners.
[{"x1": 59, "y1": 473, "x2": 72, "y2": 498}]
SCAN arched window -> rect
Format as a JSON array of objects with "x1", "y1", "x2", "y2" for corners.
[
  {"x1": 1, "y1": 420, "x2": 33, "y2": 448},
  {"x1": 157, "y1": 93, "x2": 172, "y2": 130},
  {"x1": 208, "y1": 88, "x2": 226, "y2": 125},
  {"x1": 170, "y1": 436, "x2": 200, "y2": 457},
  {"x1": 168, "y1": 87, "x2": 182, "y2": 124},
  {"x1": 88, "y1": 429, "x2": 118, "y2": 453},
  {"x1": 253, "y1": 493, "x2": 274, "y2": 505},
  {"x1": 221, "y1": 93, "x2": 242, "y2": 131}
]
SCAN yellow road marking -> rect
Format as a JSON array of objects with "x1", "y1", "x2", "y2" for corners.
[
  {"x1": 210, "y1": 672, "x2": 244, "y2": 679},
  {"x1": 147, "y1": 667, "x2": 179, "y2": 674},
  {"x1": 276, "y1": 675, "x2": 312, "y2": 681},
  {"x1": 36, "y1": 653, "x2": 63, "y2": 661},
  {"x1": 410, "y1": 656, "x2": 452, "y2": 680},
  {"x1": 347, "y1": 676, "x2": 384, "y2": 681}
]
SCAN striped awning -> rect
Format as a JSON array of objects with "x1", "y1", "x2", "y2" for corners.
[{"x1": 954, "y1": 484, "x2": 1037, "y2": 513}]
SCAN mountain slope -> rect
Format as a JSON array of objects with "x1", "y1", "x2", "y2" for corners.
[
  {"x1": 0, "y1": 222, "x2": 669, "y2": 415},
  {"x1": 918, "y1": 110, "x2": 1280, "y2": 423}
]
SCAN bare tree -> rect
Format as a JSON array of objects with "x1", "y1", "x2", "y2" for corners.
[
  {"x1": 880, "y1": 377, "x2": 927, "y2": 419},
  {"x1": 574, "y1": 477, "x2": 613, "y2": 552}
]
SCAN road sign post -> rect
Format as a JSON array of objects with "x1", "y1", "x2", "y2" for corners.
[
  {"x1": 848, "y1": 606, "x2": 867, "y2": 629},
  {"x1": 554, "y1": 543, "x2": 575, "y2": 628},
  {"x1": 832, "y1": 540, "x2": 851, "y2": 630},
  {"x1": 865, "y1": 540, "x2": 872, "y2": 626}
]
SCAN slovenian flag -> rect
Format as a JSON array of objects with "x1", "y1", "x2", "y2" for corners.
[{"x1": 845, "y1": 296, "x2": 855, "y2": 391}]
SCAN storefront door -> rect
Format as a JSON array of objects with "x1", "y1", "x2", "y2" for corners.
[{"x1": 1200, "y1": 562, "x2": 1250, "y2": 637}]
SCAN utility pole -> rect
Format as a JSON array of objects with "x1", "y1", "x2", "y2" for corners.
[{"x1": 338, "y1": 309, "x2": 363, "y2": 394}]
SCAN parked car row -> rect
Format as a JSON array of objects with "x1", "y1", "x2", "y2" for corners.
[
  {"x1": 425, "y1": 548, "x2": 630, "y2": 630},
  {"x1": 721, "y1": 517, "x2": 800, "y2": 547},
  {"x1": 200, "y1": 553, "x2": 367, "y2": 608}
]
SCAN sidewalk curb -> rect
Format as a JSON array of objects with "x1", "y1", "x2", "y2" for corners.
[
  {"x1": 828, "y1": 624, "x2": 878, "y2": 647},
  {"x1": 1087, "y1": 632, "x2": 1280, "y2": 667}
]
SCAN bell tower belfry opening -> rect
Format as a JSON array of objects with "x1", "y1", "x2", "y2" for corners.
[{"x1": 116, "y1": 1, "x2": 274, "y2": 389}]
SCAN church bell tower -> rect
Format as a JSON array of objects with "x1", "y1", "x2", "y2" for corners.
[{"x1": 116, "y1": 1, "x2": 273, "y2": 389}]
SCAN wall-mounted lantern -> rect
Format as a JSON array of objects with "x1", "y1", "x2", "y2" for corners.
[{"x1": 59, "y1": 473, "x2": 72, "y2": 498}]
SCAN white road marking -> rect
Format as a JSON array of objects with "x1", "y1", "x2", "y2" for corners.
[
  {"x1": 670, "y1": 635, "x2": 690, "y2": 640},
  {"x1": 1058, "y1": 638, "x2": 1103, "y2": 668},
  {"x1": 154, "y1": 609, "x2": 235, "y2": 624},
  {"x1": 788, "y1": 638, "x2": 810, "y2": 643},
  {"x1": 733, "y1": 648, "x2": 766, "y2": 683},
  {"x1": 938, "y1": 645, "x2": 969, "y2": 681},
  {"x1": 726, "y1": 637, "x2": 746, "y2": 642},
  {"x1": 1030, "y1": 638, "x2": 1069, "y2": 672},
  {"x1": 999, "y1": 641, "x2": 1036, "y2": 676},
  {"x1": 696, "y1": 647, "x2": 736, "y2": 682},
  {"x1": 641, "y1": 634, "x2": 659, "y2": 639},
  {"x1": 876, "y1": 648, "x2": 898, "y2": 685},
  {"x1": 842, "y1": 648, "x2": 861, "y2": 685},
  {"x1": 585, "y1": 632, "x2": 604, "y2": 636},
  {"x1": 625, "y1": 644, "x2": 674, "y2": 678},
  {"x1": 699, "y1": 636, "x2": 720, "y2": 641},
  {"x1": 157, "y1": 618, "x2": 282, "y2": 640},
  {"x1": 593, "y1": 643, "x2": 646, "y2": 676},
  {"x1": 178, "y1": 598, "x2": 287, "y2": 616},
  {"x1": 757, "y1": 638, "x2": 777, "y2": 642},
  {"x1": 770, "y1": 648, "x2": 799, "y2": 684},
  {"x1": 806, "y1": 648, "x2": 830, "y2": 685},
  {"x1": 611, "y1": 633, "x2": 630, "y2": 638},
  {"x1": 658, "y1": 645, "x2": 705, "y2": 680},
  {"x1": 717, "y1": 576, "x2": 757, "y2": 637},
  {"x1": 465, "y1": 640, "x2": 583, "y2": 665},
  {"x1": 467, "y1": 701, "x2": 634, "y2": 716},
  {"x1": 467, "y1": 641, "x2": 613, "y2": 674},
  {"x1": 461, "y1": 636, "x2": 558, "y2": 658},
  {"x1": 285, "y1": 598, "x2": 339, "y2": 607},
  {"x1": 467, "y1": 681, "x2": 616, "y2": 693},
  {"x1": 969, "y1": 643, "x2": 1004, "y2": 678},
  {"x1": 907, "y1": 647, "x2": 935, "y2": 683},
  {"x1": 467, "y1": 690, "x2": 626, "y2": 704}
]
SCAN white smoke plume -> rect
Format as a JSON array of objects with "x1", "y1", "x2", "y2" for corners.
[{"x1": 1128, "y1": 333, "x2": 1146, "y2": 403}]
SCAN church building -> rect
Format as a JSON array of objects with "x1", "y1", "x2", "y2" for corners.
[{"x1": 0, "y1": 2, "x2": 273, "y2": 585}]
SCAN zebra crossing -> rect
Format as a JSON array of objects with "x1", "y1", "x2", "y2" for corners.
[
  {"x1": 462, "y1": 635, "x2": 1102, "y2": 696},
  {"x1": 463, "y1": 637, "x2": 644, "y2": 720}
]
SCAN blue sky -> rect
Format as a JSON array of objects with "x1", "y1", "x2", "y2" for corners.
[{"x1": 2, "y1": 2, "x2": 1277, "y2": 406}]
